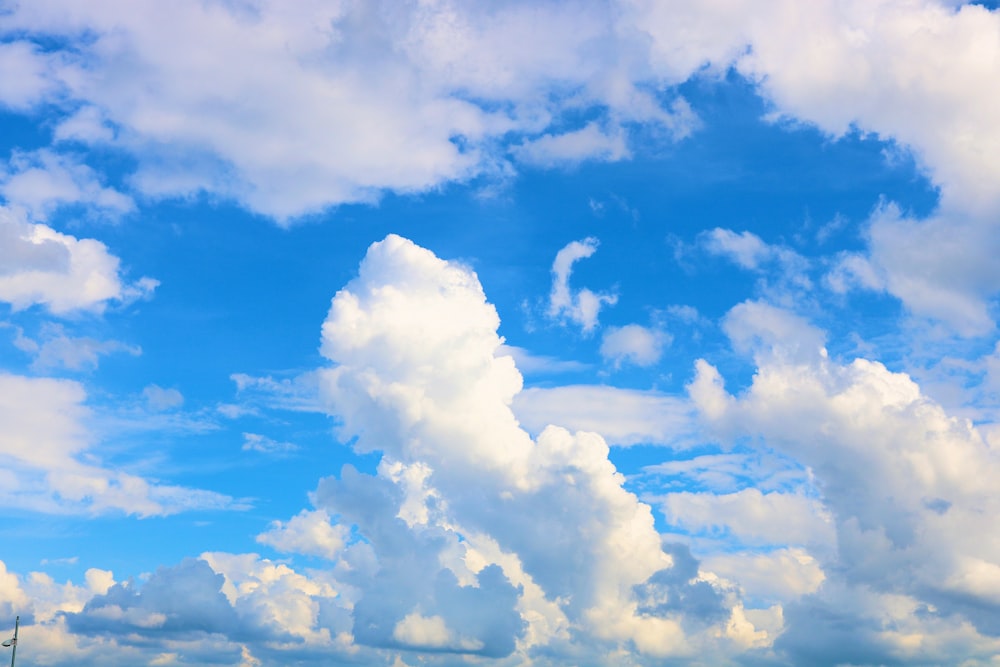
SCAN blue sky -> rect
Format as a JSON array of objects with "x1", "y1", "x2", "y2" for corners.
[{"x1": 1, "y1": 1, "x2": 1000, "y2": 665}]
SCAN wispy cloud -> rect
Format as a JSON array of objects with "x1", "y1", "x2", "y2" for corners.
[{"x1": 547, "y1": 237, "x2": 617, "y2": 333}]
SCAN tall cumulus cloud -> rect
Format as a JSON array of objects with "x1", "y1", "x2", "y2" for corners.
[{"x1": 313, "y1": 235, "x2": 760, "y2": 660}]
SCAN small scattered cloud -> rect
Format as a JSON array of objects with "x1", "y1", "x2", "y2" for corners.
[
  {"x1": 702, "y1": 228, "x2": 812, "y2": 293},
  {"x1": 513, "y1": 122, "x2": 629, "y2": 168},
  {"x1": 665, "y1": 304, "x2": 707, "y2": 326},
  {"x1": 814, "y1": 212, "x2": 849, "y2": 245},
  {"x1": 53, "y1": 106, "x2": 116, "y2": 145},
  {"x1": 703, "y1": 228, "x2": 774, "y2": 270},
  {"x1": 256, "y1": 509, "x2": 347, "y2": 560},
  {"x1": 0, "y1": 206, "x2": 157, "y2": 315},
  {"x1": 230, "y1": 372, "x2": 322, "y2": 413},
  {"x1": 215, "y1": 403, "x2": 257, "y2": 419},
  {"x1": 10, "y1": 324, "x2": 141, "y2": 372},
  {"x1": 641, "y1": 450, "x2": 810, "y2": 494},
  {"x1": 0, "y1": 149, "x2": 134, "y2": 222},
  {"x1": 547, "y1": 237, "x2": 617, "y2": 333},
  {"x1": 241, "y1": 433, "x2": 297, "y2": 454},
  {"x1": 39, "y1": 556, "x2": 79, "y2": 567},
  {"x1": 587, "y1": 193, "x2": 641, "y2": 221},
  {"x1": 600, "y1": 323, "x2": 671, "y2": 368},
  {"x1": 142, "y1": 385, "x2": 184, "y2": 412}
]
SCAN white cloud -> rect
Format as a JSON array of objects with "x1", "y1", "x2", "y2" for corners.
[
  {"x1": 240, "y1": 432, "x2": 297, "y2": 454},
  {"x1": 256, "y1": 509, "x2": 348, "y2": 560},
  {"x1": 496, "y1": 344, "x2": 589, "y2": 375},
  {"x1": 0, "y1": 559, "x2": 117, "y2": 648},
  {"x1": 629, "y1": 1, "x2": 1000, "y2": 335},
  {"x1": 201, "y1": 552, "x2": 348, "y2": 647},
  {"x1": 600, "y1": 323, "x2": 670, "y2": 368},
  {"x1": 0, "y1": 553, "x2": 361, "y2": 665},
  {"x1": 621, "y1": 0, "x2": 1000, "y2": 214},
  {"x1": 0, "y1": 0, "x2": 993, "y2": 340},
  {"x1": 735, "y1": 1, "x2": 1000, "y2": 215},
  {"x1": 1, "y1": 149, "x2": 135, "y2": 221},
  {"x1": 0, "y1": 0, "x2": 994, "y2": 242},
  {"x1": 776, "y1": 581, "x2": 1000, "y2": 666},
  {"x1": 0, "y1": 373, "x2": 237, "y2": 517},
  {"x1": 722, "y1": 300, "x2": 826, "y2": 363},
  {"x1": 0, "y1": 206, "x2": 157, "y2": 315},
  {"x1": 0, "y1": 40, "x2": 58, "y2": 110},
  {"x1": 53, "y1": 106, "x2": 116, "y2": 145},
  {"x1": 513, "y1": 122, "x2": 629, "y2": 168},
  {"x1": 703, "y1": 228, "x2": 774, "y2": 270},
  {"x1": 392, "y1": 612, "x2": 452, "y2": 648},
  {"x1": 7, "y1": 323, "x2": 141, "y2": 371},
  {"x1": 229, "y1": 371, "x2": 323, "y2": 413},
  {"x1": 313, "y1": 235, "x2": 757, "y2": 658},
  {"x1": 0, "y1": 1, "x2": 694, "y2": 221},
  {"x1": 142, "y1": 385, "x2": 184, "y2": 411},
  {"x1": 661, "y1": 488, "x2": 835, "y2": 549},
  {"x1": 547, "y1": 237, "x2": 617, "y2": 333},
  {"x1": 702, "y1": 228, "x2": 813, "y2": 296},
  {"x1": 829, "y1": 202, "x2": 1000, "y2": 336},
  {"x1": 514, "y1": 385, "x2": 696, "y2": 447},
  {"x1": 826, "y1": 249, "x2": 885, "y2": 294},
  {"x1": 392, "y1": 612, "x2": 484, "y2": 652},
  {"x1": 666, "y1": 304, "x2": 704, "y2": 324},
  {"x1": 643, "y1": 452, "x2": 801, "y2": 493},
  {"x1": 35, "y1": 337, "x2": 139, "y2": 372},
  {"x1": 690, "y1": 301, "x2": 1000, "y2": 635},
  {"x1": 702, "y1": 548, "x2": 826, "y2": 602}
]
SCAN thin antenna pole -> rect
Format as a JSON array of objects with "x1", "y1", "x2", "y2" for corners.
[{"x1": 8, "y1": 616, "x2": 15, "y2": 667}]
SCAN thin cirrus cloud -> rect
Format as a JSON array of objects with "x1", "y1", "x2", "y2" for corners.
[{"x1": 5, "y1": 322, "x2": 141, "y2": 372}]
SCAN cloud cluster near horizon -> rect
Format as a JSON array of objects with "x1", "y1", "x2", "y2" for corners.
[{"x1": 5, "y1": 234, "x2": 999, "y2": 665}]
